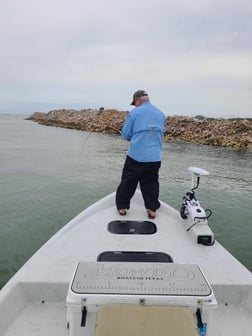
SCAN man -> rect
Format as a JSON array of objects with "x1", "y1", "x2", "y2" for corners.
[{"x1": 116, "y1": 90, "x2": 166, "y2": 219}]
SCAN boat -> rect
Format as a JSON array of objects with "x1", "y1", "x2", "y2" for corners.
[{"x1": 0, "y1": 167, "x2": 251, "y2": 336}]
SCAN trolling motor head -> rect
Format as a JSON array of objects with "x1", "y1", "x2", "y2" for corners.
[{"x1": 188, "y1": 167, "x2": 209, "y2": 192}]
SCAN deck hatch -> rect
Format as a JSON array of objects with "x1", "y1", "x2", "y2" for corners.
[
  {"x1": 97, "y1": 251, "x2": 173, "y2": 263},
  {"x1": 71, "y1": 262, "x2": 212, "y2": 297},
  {"x1": 108, "y1": 220, "x2": 157, "y2": 234}
]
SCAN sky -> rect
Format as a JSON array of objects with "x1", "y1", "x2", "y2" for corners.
[{"x1": 0, "y1": 0, "x2": 252, "y2": 118}]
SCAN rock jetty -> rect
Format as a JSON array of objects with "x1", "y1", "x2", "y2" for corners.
[{"x1": 27, "y1": 109, "x2": 252, "y2": 149}]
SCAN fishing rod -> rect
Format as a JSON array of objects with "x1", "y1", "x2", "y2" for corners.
[{"x1": 103, "y1": 125, "x2": 122, "y2": 134}]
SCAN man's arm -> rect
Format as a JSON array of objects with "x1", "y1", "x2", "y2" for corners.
[{"x1": 121, "y1": 115, "x2": 133, "y2": 141}]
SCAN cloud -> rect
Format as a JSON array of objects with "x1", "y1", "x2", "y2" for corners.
[{"x1": 0, "y1": 0, "x2": 252, "y2": 117}]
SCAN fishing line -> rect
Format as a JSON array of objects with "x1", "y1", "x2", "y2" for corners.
[
  {"x1": 75, "y1": 126, "x2": 121, "y2": 175},
  {"x1": 75, "y1": 131, "x2": 93, "y2": 174}
]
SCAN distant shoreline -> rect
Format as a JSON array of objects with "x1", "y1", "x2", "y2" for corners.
[{"x1": 27, "y1": 109, "x2": 252, "y2": 149}]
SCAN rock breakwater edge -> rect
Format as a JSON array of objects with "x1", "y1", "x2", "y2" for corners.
[{"x1": 27, "y1": 109, "x2": 252, "y2": 149}]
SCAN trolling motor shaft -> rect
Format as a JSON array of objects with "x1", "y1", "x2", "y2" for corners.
[{"x1": 180, "y1": 167, "x2": 214, "y2": 246}]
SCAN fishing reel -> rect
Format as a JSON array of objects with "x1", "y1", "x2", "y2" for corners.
[{"x1": 180, "y1": 167, "x2": 215, "y2": 246}]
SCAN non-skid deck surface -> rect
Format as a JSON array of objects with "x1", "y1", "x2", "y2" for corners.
[{"x1": 71, "y1": 262, "x2": 211, "y2": 296}]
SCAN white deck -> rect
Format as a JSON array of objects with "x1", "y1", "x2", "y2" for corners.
[{"x1": 0, "y1": 191, "x2": 252, "y2": 335}]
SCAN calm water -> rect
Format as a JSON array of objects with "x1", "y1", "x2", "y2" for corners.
[{"x1": 0, "y1": 114, "x2": 251, "y2": 288}]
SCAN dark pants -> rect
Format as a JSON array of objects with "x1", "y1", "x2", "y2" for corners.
[{"x1": 116, "y1": 156, "x2": 161, "y2": 211}]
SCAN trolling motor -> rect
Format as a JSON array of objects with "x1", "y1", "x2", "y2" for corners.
[{"x1": 180, "y1": 167, "x2": 215, "y2": 246}]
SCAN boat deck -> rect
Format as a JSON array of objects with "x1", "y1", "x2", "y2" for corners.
[
  {"x1": 4, "y1": 301, "x2": 68, "y2": 336},
  {"x1": 2, "y1": 284, "x2": 252, "y2": 336},
  {"x1": 1, "y1": 191, "x2": 252, "y2": 335}
]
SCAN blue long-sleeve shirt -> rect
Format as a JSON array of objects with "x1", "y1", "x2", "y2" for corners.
[{"x1": 121, "y1": 102, "x2": 166, "y2": 162}]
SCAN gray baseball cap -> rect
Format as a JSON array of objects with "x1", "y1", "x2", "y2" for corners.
[{"x1": 130, "y1": 90, "x2": 148, "y2": 105}]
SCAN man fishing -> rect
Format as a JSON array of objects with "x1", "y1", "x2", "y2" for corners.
[{"x1": 116, "y1": 90, "x2": 166, "y2": 219}]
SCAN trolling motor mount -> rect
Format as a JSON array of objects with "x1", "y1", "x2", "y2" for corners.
[{"x1": 180, "y1": 167, "x2": 214, "y2": 246}]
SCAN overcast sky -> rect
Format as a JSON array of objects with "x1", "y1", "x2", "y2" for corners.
[{"x1": 1, "y1": 0, "x2": 252, "y2": 117}]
